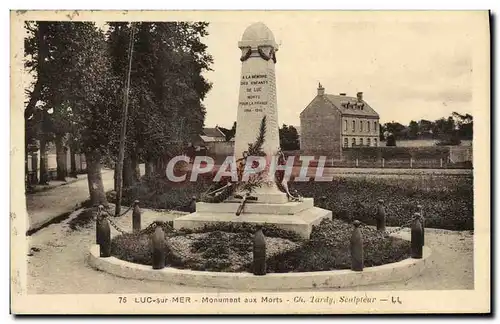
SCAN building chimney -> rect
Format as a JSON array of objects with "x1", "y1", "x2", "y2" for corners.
[
  {"x1": 339, "y1": 93, "x2": 346, "y2": 96},
  {"x1": 317, "y1": 82, "x2": 325, "y2": 96},
  {"x1": 357, "y1": 92, "x2": 363, "y2": 101}
]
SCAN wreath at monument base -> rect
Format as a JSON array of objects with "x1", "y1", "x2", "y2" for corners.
[{"x1": 200, "y1": 115, "x2": 301, "y2": 204}]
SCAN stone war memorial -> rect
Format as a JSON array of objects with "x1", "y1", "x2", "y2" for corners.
[
  {"x1": 173, "y1": 22, "x2": 332, "y2": 238},
  {"x1": 87, "y1": 22, "x2": 431, "y2": 291}
]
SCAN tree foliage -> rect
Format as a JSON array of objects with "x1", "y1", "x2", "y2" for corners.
[
  {"x1": 279, "y1": 124, "x2": 300, "y2": 151},
  {"x1": 106, "y1": 22, "x2": 213, "y2": 165},
  {"x1": 380, "y1": 112, "x2": 473, "y2": 145}
]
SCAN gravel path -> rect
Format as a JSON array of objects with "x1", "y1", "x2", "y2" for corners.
[
  {"x1": 26, "y1": 169, "x2": 114, "y2": 232},
  {"x1": 27, "y1": 209, "x2": 474, "y2": 294}
]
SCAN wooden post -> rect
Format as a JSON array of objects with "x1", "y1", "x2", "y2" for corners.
[
  {"x1": 411, "y1": 216, "x2": 423, "y2": 259},
  {"x1": 410, "y1": 158, "x2": 413, "y2": 168},
  {"x1": 355, "y1": 158, "x2": 359, "y2": 168},
  {"x1": 97, "y1": 218, "x2": 111, "y2": 258},
  {"x1": 152, "y1": 226, "x2": 166, "y2": 270},
  {"x1": 417, "y1": 206, "x2": 425, "y2": 246},
  {"x1": 115, "y1": 23, "x2": 136, "y2": 217},
  {"x1": 350, "y1": 220, "x2": 364, "y2": 271},
  {"x1": 253, "y1": 227, "x2": 266, "y2": 276},
  {"x1": 132, "y1": 200, "x2": 141, "y2": 233},
  {"x1": 440, "y1": 158, "x2": 443, "y2": 168},
  {"x1": 382, "y1": 158, "x2": 385, "y2": 168},
  {"x1": 376, "y1": 199, "x2": 386, "y2": 231}
]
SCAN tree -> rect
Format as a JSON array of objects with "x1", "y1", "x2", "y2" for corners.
[
  {"x1": 408, "y1": 120, "x2": 419, "y2": 139},
  {"x1": 24, "y1": 22, "x2": 50, "y2": 187},
  {"x1": 38, "y1": 22, "x2": 118, "y2": 206},
  {"x1": 453, "y1": 112, "x2": 473, "y2": 140},
  {"x1": 219, "y1": 121, "x2": 237, "y2": 141},
  {"x1": 106, "y1": 22, "x2": 213, "y2": 184},
  {"x1": 385, "y1": 132, "x2": 396, "y2": 146},
  {"x1": 279, "y1": 124, "x2": 300, "y2": 151}
]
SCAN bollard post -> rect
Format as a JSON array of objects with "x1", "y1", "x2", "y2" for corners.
[
  {"x1": 132, "y1": 200, "x2": 141, "y2": 233},
  {"x1": 95, "y1": 205, "x2": 104, "y2": 244},
  {"x1": 97, "y1": 218, "x2": 111, "y2": 258},
  {"x1": 355, "y1": 158, "x2": 359, "y2": 168},
  {"x1": 410, "y1": 158, "x2": 413, "y2": 169},
  {"x1": 411, "y1": 216, "x2": 423, "y2": 259},
  {"x1": 350, "y1": 220, "x2": 364, "y2": 271},
  {"x1": 382, "y1": 158, "x2": 385, "y2": 168},
  {"x1": 152, "y1": 226, "x2": 166, "y2": 270},
  {"x1": 440, "y1": 158, "x2": 443, "y2": 168},
  {"x1": 376, "y1": 199, "x2": 386, "y2": 231},
  {"x1": 417, "y1": 206, "x2": 425, "y2": 246},
  {"x1": 253, "y1": 227, "x2": 266, "y2": 276}
]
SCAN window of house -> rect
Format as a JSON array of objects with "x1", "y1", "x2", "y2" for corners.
[
  {"x1": 360, "y1": 121, "x2": 363, "y2": 132},
  {"x1": 374, "y1": 121, "x2": 377, "y2": 132},
  {"x1": 367, "y1": 121, "x2": 371, "y2": 132},
  {"x1": 360, "y1": 138, "x2": 364, "y2": 146},
  {"x1": 344, "y1": 137, "x2": 348, "y2": 147},
  {"x1": 344, "y1": 120, "x2": 348, "y2": 132},
  {"x1": 367, "y1": 138, "x2": 371, "y2": 146},
  {"x1": 352, "y1": 120, "x2": 355, "y2": 132},
  {"x1": 352, "y1": 138, "x2": 356, "y2": 146},
  {"x1": 374, "y1": 138, "x2": 377, "y2": 146}
]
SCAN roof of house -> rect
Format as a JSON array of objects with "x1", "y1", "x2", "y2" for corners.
[
  {"x1": 200, "y1": 127, "x2": 227, "y2": 142},
  {"x1": 202, "y1": 127, "x2": 226, "y2": 138},
  {"x1": 324, "y1": 94, "x2": 379, "y2": 118}
]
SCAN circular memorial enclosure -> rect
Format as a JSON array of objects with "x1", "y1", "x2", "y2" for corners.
[{"x1": 87, "y1": 219, "x2": 432, "y2": 290}]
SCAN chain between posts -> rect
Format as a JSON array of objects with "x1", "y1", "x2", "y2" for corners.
[
  {"x1": 358, "y1": 214, "x2": 421, "y2": 237},
  {"x1": 103, "y1": 203, "x2": 135, "y2": 218},
  {"x1": 94, "y1": 205, "x2": 192, "y2": 261},
  {"x1": 95, "y1": 205, "x2": 176, "y2": 236}
]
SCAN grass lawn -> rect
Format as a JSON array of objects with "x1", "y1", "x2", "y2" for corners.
[{"x1": 117, "y1": 173, "x2": 473, "y2": 231}]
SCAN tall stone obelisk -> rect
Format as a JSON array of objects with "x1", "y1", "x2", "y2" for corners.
[
  {"x1": 234, "y1": 22, "x2": 287, "y2": 204},
  {"x1": 173, "y1": 22, "x2": 332, "y2": 239}
]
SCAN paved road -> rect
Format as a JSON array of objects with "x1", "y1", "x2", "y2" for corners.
[{"x1": 26, "y1": 169, "x2": 115, "y2": 233}]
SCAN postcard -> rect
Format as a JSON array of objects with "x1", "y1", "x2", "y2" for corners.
[{"x1": 10, "y1": 10, "x2": 490, "y2": 315}]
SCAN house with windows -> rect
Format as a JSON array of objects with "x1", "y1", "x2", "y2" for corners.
[{"x1": 299, "y1": 83, "x2": 380, "y2": 159}]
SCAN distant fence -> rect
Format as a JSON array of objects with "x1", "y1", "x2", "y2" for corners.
[{"x1": 281, "y1": 146, "x2": 473, "y2": 169}]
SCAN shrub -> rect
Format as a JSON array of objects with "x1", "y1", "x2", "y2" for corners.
[{"x1": 289, "y1": 175, "x2": 473, "y2": 230}]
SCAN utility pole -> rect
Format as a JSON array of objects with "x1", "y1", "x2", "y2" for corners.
[{"x1": 115, "y1": 23, "x2": 135, "y2": 217}]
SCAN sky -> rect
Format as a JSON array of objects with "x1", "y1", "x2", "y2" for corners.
[
  {"x1": 21, "y1": 11, "x2": 486, "y2": 130},
  {"x1": 200, "y1": 12, "x2": 481, "y2": 129}
]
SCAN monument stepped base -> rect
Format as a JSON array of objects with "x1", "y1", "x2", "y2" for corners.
[{"x1": 173, "y1": 202, "x2": 332, "y2": 239}]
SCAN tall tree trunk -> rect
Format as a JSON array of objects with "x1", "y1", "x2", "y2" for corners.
[
  {"x1": 31, "y1": 152, "x2": 38, "y2": 184},
  {"x1": 55, "y1": 134, "x2": 68, "y2": 181},
  {"x1": 85, "y1": 151, "x2": 108, "y2": 207},
  {"x1": 38, "y1": 136, "x2": 49, "y2": 185},
  {"x1": 113, "y1": 167, "x2": 118, "y2": 191},
  {"x1": 122, "y1": 155, "x2": 135, "y2": 188},
  {"x1": 131, "y1": 150, "x2": 140, "y2": 182},
  {"x1": 145, "y1": 158, "x2": 154, "y2": 178},
  {"x1": 69, "y1": 144, "x2": 78, "y2": 178}
]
